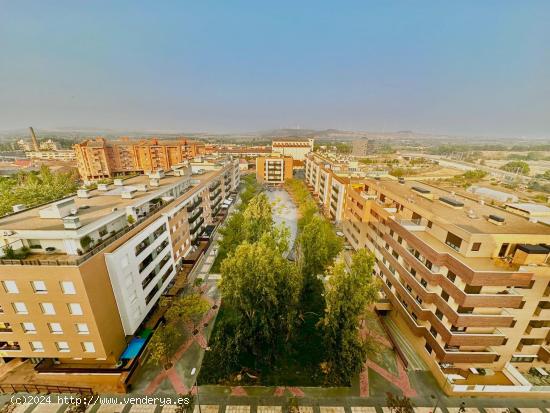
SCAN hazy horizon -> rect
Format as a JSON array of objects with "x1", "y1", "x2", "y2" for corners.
[{"x1": 1, "y1": 1, "x2": 549, "y2": 139}]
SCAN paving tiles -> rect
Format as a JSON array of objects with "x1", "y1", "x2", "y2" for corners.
[
  {"x1": 257, "y1": 407, "x2": 282, "y2": 413},
  {"x1": 128, "y1": 405, "x2": 157, "y2": 413},
  {"x1": 319, "y1": 407, "x2": 345, "y2": 413},
  {"x1": 225, "y1": 406, "x2": 250, "y2": 413},
  {"x1": 351, "y1": 408, "x2": 378, "y2": 413},
  {"x1": 96, "y1": 405, "x2": 125, "y2": 413},
  {"x1": 33, "y1": 404, "x2": 63, "y2": 413}
]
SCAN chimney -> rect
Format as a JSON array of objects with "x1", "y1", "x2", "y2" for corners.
[{"x1": 29, "y1": 127, "x2": 39, "y2": 151}]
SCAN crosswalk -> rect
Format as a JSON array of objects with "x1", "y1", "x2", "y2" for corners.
[{"x1": 6, "y1": 403, "x2": 550, "y2": 413}]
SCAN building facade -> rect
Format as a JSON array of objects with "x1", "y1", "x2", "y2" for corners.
[
  {"x1": 0, "y1": 159, "x2": 239, "y2": 364},
  {"x1": 255, "y1": 155, "x2": 293, "y2": 185},
  {"x1": 73, "y1": 138, "x2": 206, "y2": 180},
  {"x1": 305, "y1": 153, "x2": 550, "y2": 388},
  {"x1": 305, "y1": 153, "x2": 349, "y2": 223},
  {"x1": 271, "y1": 138, "x2": 314, "y2": 161}
]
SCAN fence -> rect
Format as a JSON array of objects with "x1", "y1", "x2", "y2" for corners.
[{"x1": 0, "y1": 383, "x2": 94, "y2": 395}]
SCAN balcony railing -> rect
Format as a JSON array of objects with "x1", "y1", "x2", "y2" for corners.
[
  {"x1": 0, "y1": 196, "x2": 178, "y2": 267},
  {"x1": 188, "y1": 207, "x2": 203, "y2": 225}
]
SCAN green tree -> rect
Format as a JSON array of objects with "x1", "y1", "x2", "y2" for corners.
[
  {"x1": 165, "y1": 293, "x2": 211, "y2": 332},
  {"x1": 500, "y1": 161, "x2": 530, "y2": 175},
  {"x1": 319, "y1": 249, "x2": 379, "y2": 384},
  {"x1": 296, "y1": 215, "x2": 342, "y2": 289},
  {"x1": 219, "y1": 233, "x2": 302, "y2": 364},
  {"x1": 242, "y1": 193, "x2": 273, "y2": 243},
  {"x1": 386, "y1": 392, "x2": 414, "y2": 413},
  {"x1": 148, "y1": 323, "x2": 182, "y2": 369}
]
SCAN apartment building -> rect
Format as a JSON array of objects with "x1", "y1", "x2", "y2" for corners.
[
  {"x1": 304, "y1": 153, "x2": 349, "y2": 223},
  {"x1": 0, "y1": 159, "x2": 239, "y2": 364},
  {"x1": 74, "y1": 137, "x2": 206, "y2": 180},
  {"x1": 255, "y1": 155, "x2": 293, "y2": 185},
  {"x1": 305, "y1": 154, "x2": 550, "y2": 387},
  {"x1": 271, "y1": 138, "x2": 314, "y2": 161}
]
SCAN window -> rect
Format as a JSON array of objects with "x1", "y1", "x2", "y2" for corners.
[
  {"x1": 445, "y1": 232, "x2": 463, "y2": 252},
  {"x1": 30, "y1": 341, "x2": 44, "y2": 352},
  {"x1": 76, "y1": 323, "x2": 89, "y2": 334},
  {"x1": 56, "y1": 341, "x2": 70, "y2": 352},
  {"x1": 32, "y1": 281, "x2": 47, "y2": 294},
  {"x1": 427, "y1": 221, "x2": 433, "y2": 229},
  {"x1": 471, "y1": 242, "x2": 481, "y2": 252},
  {"x1": 447, "y1": 271, "x2": 456, "y2": 282},
  {"x1": 2, "y1": 281, "x2": 18, "y2": 294},
  {"x1": 21, "y1": 322, "x2": 36, "y2": 333},
  {"x1": 12, "y1": 302, "x2": 28, "y2": 314},
  {"x1": 81, "y1": 342, "x2": 95, "y2": 353},
  {"x1": 48, "y1": 323, "x2": 63, "y2": 334},
  {"x1": 60, "y1": 281, "x2": 76, "y2": 295},
  {"x1": 68, "y1": 303, "x2": 83, "y2": 315},
  {"x1": 40, "y1": 303, "x2": 55, "y2": 315}
]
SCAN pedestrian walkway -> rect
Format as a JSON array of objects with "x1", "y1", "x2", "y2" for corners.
[
  {"x1": 4, "y1": 401, "x2": 550, "y2": 413},
  {"x1": 383, "y1": 317, "x2": 428, "y2": 371}
]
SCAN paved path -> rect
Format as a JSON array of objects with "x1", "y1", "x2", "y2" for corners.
[
  {"x1": 383, "y1": 317, "x2": 428, "y2": 371},
  {"x1": 265, "y1": 189, "x2": 298, "y2": 256}
]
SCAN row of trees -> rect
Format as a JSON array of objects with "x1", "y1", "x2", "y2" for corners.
[
  {"x1": 0, "y1": 165, "x2": 79, "y2": 216},
  {"x1": 148, "y1": 291, "x2": 211, "y2": 369},
  {"x1": 204, "y1": 178, "x2": 379, "y2": 385}
]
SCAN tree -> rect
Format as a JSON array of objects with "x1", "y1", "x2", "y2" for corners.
[
  {"x1": 147, "y1": 323, "x2": 182, "y2": 369},
  {"x1": 175, "y1": 393, "x2": 195, "y2": 413},
  {"x1": 241, "y1": 193, "x2": 273, "y2": 244},
  {"x1": 318, "y1": 249, "x2": 379, "y2": 384},
  {"x1": 165, "y1": 293, "x2": 211, "y2": 333},
  {"x1": 296, "y1": 215, "x2": 342, "y2": 289},
  {"x1": 386, "y1": 392, "x2": 414, "y2": 413},
  {"x1": 500, "y1": 161, "x2": 530, "y2": 175},
  {"x1": 219, "y1": 233, "x2": 302, "y2": 364}
]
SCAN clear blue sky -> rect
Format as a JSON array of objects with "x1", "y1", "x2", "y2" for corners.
[{"x1": 1, "y1": 1, "x2": 549, "y2": 137}]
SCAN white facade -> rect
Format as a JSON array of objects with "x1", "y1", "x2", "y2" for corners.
[
  {"x1": 272, "y1": 138, "x2": 314, "y2": 161},
  {"x1": 104, "y1": 217, "x2": 175, "y2": 334}
]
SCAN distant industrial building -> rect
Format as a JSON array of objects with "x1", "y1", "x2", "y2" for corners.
[
  {"x1": 271, "y1": 138, "x2": 314, "y2": 161},
  {"x1": 467, "y1": 186, "x2": 519, "y2": 203}
]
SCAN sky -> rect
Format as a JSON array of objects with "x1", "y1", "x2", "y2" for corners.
[{"x1": 1, "y1": 1, "x2": 549, "y2": 137}]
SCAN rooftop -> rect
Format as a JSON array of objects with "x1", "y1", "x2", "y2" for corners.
[
  {"x1": 0, "y1": 171, "x2": 219, "y2": 232},
  {"x1": 369, "y1": 179, "x2": 550, "y2": 235},
  {"x1": 506, "y1": 203, "x2": 550, "y2": 214}
]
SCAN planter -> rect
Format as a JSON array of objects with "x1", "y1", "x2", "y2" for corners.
[{"x1": 45, "y1": 247, "x2": 56, "y2": 255}]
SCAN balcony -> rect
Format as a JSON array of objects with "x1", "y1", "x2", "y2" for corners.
[
  {"x1": 388, "y1": 218, "x2": 533, "y2": 286},
  {"x1": 186, "y1": 198, "x2": 202, "y2": 212},
  {"x1": 394, "y1": 218, "x2": 426, "y2": 232},
  {"x1": 209, "y1": 188, "x2": 222, "y2": 201},
  {"x1": 188, "y1": 207, "x2": 203, "y2": 225},
  {"x1": 190, "y1": 217, "x2": 204, "y2": 236},
  {"x1": 0, "y1": 200, "x2": 173, "y2": 267},
  {"x1": 0, "y1": 342, "x2": 21, "y2": 351}
]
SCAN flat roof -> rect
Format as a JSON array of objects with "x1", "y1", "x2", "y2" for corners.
[
  {"x1": 506, "y1": 203, "x2": 550, "y2": 214},
  {"x1": 369, "y1": 179, "x2": 550, "y2": 235},
  {"x1": 0, "y1": 171, "x2": 220, "y2": 232}
]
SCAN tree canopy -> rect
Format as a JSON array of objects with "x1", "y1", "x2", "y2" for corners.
[
  {"x1": 319, "y1": 248, "x2": 379, "y2": 384},
  {"x1": 0, "y1": 165, "x2": 78, "y2": 216},
  {"x1": 219, "y1": 233, "x2": 302, "y2": 364},
  {"x1": 296, "y1": 214, "x2": 342, "y2": 288},
  {"x1": 500, "y1": 161, "x2": 530, "y2": 175}
]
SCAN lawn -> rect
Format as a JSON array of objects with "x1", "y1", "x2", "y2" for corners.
[{"x1": 199, "y1": 280, "x2": 328, "y2": 386}]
